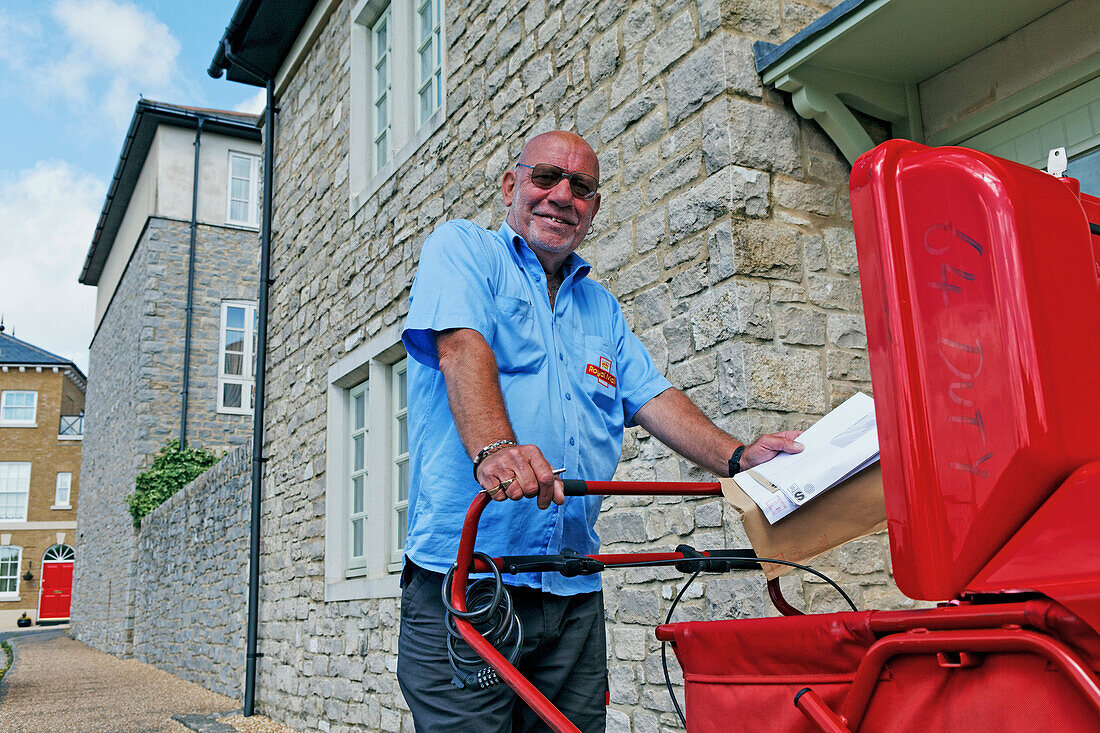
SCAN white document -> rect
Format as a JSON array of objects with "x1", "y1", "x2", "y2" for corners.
[
  {"x1": 733, "y1": 470, "x2": 799, "y2": 524},
  {"x1": 734, "y1": 392, "x2": 880, "y2": 523}
]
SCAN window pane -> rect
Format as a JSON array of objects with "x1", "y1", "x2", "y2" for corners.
[
  {"x1": 420, "y1": 88, "x2": 431, "y2": 123},
  {"x1": 353, "y1": 393, "x2": 365, "y2": 430},
  {"x1": 436, "y1": 71, "x2": 443, "y2": 108},
  {"x1": 230, "y1": 200, "x2": 249, "y2": 222},
  {"x1": 225, "y1": 328, "x2": 244, "y2": 353},
  {"x1": 376, "y1": 94, "x2": 387, "y2": 131},
  {"x1": 396, "y1": 507, "x2": 407, "y2": 549},
  {"x1": 1067, "y1": 146, "x2": 1100, "y2": 197},
  {"x1": 223, "y1": 383, "x2": 242, "y2": 408},
  {"x1": 352, "y1": 475, "x2": 364, "y2": 514},
  {"x1": 397, "y1": 415, "x2": 408, "y2": 453},
  {"x1": 227, "y1": 306, "x2": 245, "y2": 330},
  {"x1": 435, "y1": 30, "x2": 442, "y2": 64},
  {"x1": 397, "y1": 460, "x2": 408, "y2": 501},
  {"x1": 375, "y1": 20, "x2": 387, "y2": 56},
  {"x1": 419, "y1": 4, "x2": 431, "y2": 42},
  {"x1": 353, "y1": 434, "x2": 364, "y2": 472},
  {"x1": 232, "y1": 156, "x2": 251, "y2": 178},
  {"x1": 376, "y1": 58, "x2": 387, "y2": 93},
  {"x1": 375, "y1": 134, "x2": 387, "y2": 166},
  {"x1": 224, "y1": 353, "x2": 243, "y2": 375},
  {"x1": 352, "y1": 518, "x2": 363, "y2": 557},
  {"x1": 232, "y1": 178, "x2": 251, "y2": 201},
  {"x1": 420, "y1": 47, "x2": 431, "y2": 85},
  {"x1": 397, "y1": 370, "x2": 406, "y2": 409}
]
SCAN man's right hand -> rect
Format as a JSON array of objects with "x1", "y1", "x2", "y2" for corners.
[{"x1": 476, "y1": 444, "x2": 565, "y2": 510}]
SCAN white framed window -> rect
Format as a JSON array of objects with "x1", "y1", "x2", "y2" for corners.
[
  {"x1": 226, "y1": 151, "x2": 261, "y2": 228},
  {"x1": 43, "y1": 544, "x2": 74, "y2": 563},
  {"x1": 349, "y1": 381, "x2": 370, "y2": 569},
  {"x1": 0, "y1": 546, "x2": 21, "y2": 600},
  {"x1": 0, "y1": 463, "x2": 31, "y2": 521},
  {"x1": 391, "y1": 358, "x2": 409, "y2": 565},
  {"x1": 53, "y1": 472, "x2": 72, "y2": 509},
  {"x1": 371, "y1": 8, "x2": 393, "y2": 174},
  {"x1": 325, "y1": 323, "x2": 409, "y2": 600},
  {"x1": 415, "y1": 0, "x2": 443, "y2": 126},
  {"x1": 350, "y1": 0, "x2": 447, "y2": 209},
  {"x1": 218, "y1": 300, "x2": 258, "y2": 415},
  {"x1": 0, "y1": 390, "x2": 37, "y2": 426}
]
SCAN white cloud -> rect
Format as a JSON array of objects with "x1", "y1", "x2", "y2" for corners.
[
  {"x1": 27, "y1": 0, "x2": 185, "y2": 126},
  {"x1": 236, "y1": 89, "x2": 267, "y2": 115},
  {"x1": 0, "y1": 161, "x2": 104, "y2": 373}
]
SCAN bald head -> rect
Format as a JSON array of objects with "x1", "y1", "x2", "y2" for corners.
[
  {"x1": 517, "y1": 131, "x2": 600, "y2": 180},
  {"x1": 501, "y1": 130, "x2": 602, "y2": 274}
]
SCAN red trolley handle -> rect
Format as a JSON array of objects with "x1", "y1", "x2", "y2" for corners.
[{"x1": 450, "y1": 480, "x2": 723, "y2": 733}]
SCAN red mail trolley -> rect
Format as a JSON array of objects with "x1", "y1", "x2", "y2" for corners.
[{"x1": 451, "y1": 141, "x2": 1100, "y2": 731}]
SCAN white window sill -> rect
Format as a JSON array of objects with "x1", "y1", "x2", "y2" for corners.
[
  {"x1": 0, "y1": 595, "x2": 19, "y2": 602},
  {"x1": 325, "y1": 574, "x2": 400, "y2": 602},
  {"x1": 351, "y1": 109, "x2": 446, "y2": 215},
  {"x1": 223, "y1": 220, "x2": 261, "y2": 232},
  {"x1": 0, "y1": 422, "x2": 36, "y2": 428},
  {"x1": 57, "y1": 435, "x2": 82, "y2": 441},
  {"x1": 50, "y1": 505, "x2": 72, "y2": 511},
  {"x1": 217, "y1": 407, "x2": 253, "y2": 416}
]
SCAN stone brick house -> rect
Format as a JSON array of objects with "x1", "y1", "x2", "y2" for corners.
[
  {"x1": 0, "y1": 328, "x2": 84, "y2": 628},
  {"x1": 170, "y1": 0, "x2": 1098, "y2": 730},
  {"x1": 71, "y1": 101, "x2": 263, "y2": 654}
]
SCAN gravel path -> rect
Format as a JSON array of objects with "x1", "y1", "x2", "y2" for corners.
[{"x1": 0, "y1": 630, "x2": 237, "y2": 733}]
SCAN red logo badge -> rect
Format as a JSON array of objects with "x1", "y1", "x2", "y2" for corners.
[{"x1": 585, "y1": 356, "x2": 616, "y2": 388}]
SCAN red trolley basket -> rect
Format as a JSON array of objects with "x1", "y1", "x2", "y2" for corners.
[{"x1": 450, "y1": 141, "x2": 1100, "y2": 732}]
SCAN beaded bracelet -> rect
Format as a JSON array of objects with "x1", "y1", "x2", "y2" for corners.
[{"x1": 472, "y1": 439, "x2": 517, "y2": 479}]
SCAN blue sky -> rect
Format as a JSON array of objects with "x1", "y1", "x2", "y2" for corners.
[{"x1": 0, "y1": 0, "x2": 264, "y2": 373}]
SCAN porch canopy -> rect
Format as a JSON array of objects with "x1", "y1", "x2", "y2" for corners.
[{"x1": 753, "y1": 0, "x2": 1071, "y2": 163}]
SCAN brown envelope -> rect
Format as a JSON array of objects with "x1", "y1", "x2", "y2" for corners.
[{"x1": 720, "y1": 463, "x2": 887, "y2": 580}]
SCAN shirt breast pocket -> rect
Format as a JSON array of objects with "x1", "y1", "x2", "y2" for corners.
[
  {"x1": 492, "y1": 295, "x2": 546, "y2": 373},
  {"x1": 581, "y1": 335, "x2": 619, "y2": 408}
]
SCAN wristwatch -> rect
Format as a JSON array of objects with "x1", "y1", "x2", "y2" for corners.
[{"x1": 728, "y1": 445, "x2": 746, "y2": 477}]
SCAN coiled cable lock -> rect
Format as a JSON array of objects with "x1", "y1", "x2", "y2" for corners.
[{"x1": 442, "y1": 552, "x2": 524, "y2": 690}]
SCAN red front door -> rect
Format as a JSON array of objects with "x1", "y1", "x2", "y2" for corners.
[{"x1": 39, "y1": 562, "x2": 73, "y2": 620}]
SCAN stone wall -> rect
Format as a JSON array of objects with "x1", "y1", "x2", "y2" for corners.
[
  {"x1": 132, "y1": 445, "x2": 252, "y2": 698},
  {"x1": 73, "y1": 217, "x2": 259, "y2": 655},
  {"x1": 247, "y1": 0, "x2": 911, "y2": 731}
]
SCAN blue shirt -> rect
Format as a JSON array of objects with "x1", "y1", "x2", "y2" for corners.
[{"x1": 401, "y1": 220, "x2": 672, "y2": 595}]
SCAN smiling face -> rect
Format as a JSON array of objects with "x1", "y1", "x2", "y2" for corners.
[{"x1": 502, "y1": 131, "x2": 601, "y2": 273}]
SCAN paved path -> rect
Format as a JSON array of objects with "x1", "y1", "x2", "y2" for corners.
[{"x1": 0, "y1": 630, "x2": 238, "y2": 733}]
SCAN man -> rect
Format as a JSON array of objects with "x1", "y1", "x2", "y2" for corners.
[{"x1": 398, "y1": 130, "x2": 802, "y2": 731}]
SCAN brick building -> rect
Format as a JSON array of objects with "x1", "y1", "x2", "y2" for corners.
[
  {"x1": 71, "y1": 101, "x2": 263, "y2": 653},
  {"x1": 0, "y1": 328, "x2": 84, "y2": 628}
]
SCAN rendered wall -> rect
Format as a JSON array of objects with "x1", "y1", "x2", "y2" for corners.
[{"x1": 93, "y1": 127, "x2": 263, "y2": 331}]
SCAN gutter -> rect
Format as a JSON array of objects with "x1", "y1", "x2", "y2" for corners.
[
  {"x1": 209, "y1": 41, "x2": 275, "y2": 719},
  {"x1": 180, "y1": 117, "x2": 204, "y2": 449}
]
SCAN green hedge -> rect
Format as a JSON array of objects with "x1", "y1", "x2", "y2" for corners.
[{"x1": 128, "y1": 440, "x2": 219, "y2": 526}]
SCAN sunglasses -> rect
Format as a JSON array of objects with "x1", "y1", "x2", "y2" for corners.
[{"x1": 515, "y1": 163, "x2": 599, "y2": 200}]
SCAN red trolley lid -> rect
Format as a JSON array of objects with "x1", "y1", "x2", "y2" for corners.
[{"x1": 849, "y1": 140, "x2": 1100, "y2": 601}]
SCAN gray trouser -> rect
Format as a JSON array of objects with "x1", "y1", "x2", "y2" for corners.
[{"x1": 397, "y1": 561, "x2": 608, "y2": 733}]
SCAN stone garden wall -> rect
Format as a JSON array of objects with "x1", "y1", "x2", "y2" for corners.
[{"x1": 132, "y1": 445, "x2": 252, "y2": 699}]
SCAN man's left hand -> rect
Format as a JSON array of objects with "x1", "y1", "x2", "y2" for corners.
[{"x1": 740, "y1": 431, "x2": 804, "y2": 471}]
